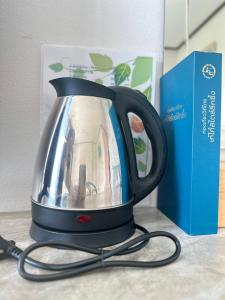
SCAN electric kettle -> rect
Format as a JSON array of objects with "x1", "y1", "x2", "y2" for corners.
[{"x1": 31, "y1": 77, "x2": 167, "y2": 247}]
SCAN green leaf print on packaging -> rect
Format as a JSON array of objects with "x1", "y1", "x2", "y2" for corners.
[
  {"x1": 143, "y1": 85, "x2": 152, "y2": 101},
  {"x1": 49, "y1": 63, "x2": 64, "y2": 72},
  {"x1": 133, "y1": 137, "x2": 146, "y2": 155},
  {"x1": 114, "y1": 63, "x2": 131, "y2": 86},
  {"x1": 72, "y1": 68, "x2": 86, "y2": 79},
  {"x1": 131, "y1": 57, "x2": 153, "y2": 88},
  {"x1": 89, "y1": 53, "x2": 113, "y2": 72},
  {"x1": 138, "y1": 160, "x2": 147, "y2": 172},
  {"x1": 95, "y1": 79, "x2": 103, "y2": 84}
]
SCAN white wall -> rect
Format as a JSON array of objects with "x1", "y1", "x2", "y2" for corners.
[
  {"x1": 177, "y1": 6, "x2": 225, "y2": 128},
  {"x1": 163, "y1": 49, "x2": 178, "y2": 73},
  {"x1": 0, "y1": 0, "x2": 165, "y2": 212},
  {"x1": 164, "y1": 6, "x2": 225, "y2": 128}
]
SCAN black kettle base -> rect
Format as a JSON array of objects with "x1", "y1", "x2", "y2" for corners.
[
  {"x1": 30, "y1": 200, "x2": 135, "y2": 248},
  {"x1": 30, "y1": 218, "x2": 135, "y2": 248}
]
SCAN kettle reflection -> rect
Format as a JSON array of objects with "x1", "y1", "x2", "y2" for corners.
[{"x1": 32, "y1": 91, "x2": 130, "y2": 210}]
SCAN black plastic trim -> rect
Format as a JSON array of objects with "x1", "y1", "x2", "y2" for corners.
[
  {"x1": 31, "y1": 200, "x2": 134, "y2": 232},
  {"x1": 110, "y1": 86, "x2": 167, "y2": 205},
  {"x1": 50, "y1": 77, "x2": 115, "y2": 100},
  {"x1": 30, "y1": 218, "x2": 135, "y2": 248}
]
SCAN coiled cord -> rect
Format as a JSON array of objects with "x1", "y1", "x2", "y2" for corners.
[{"x1": 4, "y1": 224, "x2": 181, "y2": 282}]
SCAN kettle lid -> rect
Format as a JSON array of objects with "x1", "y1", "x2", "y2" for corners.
[{"x1": 50, "y1": 77, "x2": 115, "y2": 100}]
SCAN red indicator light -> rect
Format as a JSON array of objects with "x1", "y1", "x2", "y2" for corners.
[{"x1": 77, "y1": 215, "x2": 92, "y2": 224}]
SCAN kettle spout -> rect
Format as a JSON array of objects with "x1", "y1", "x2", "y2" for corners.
[
  {"x1": 49, "y1": 77, "x2": 115, "y2": 99},
  {"x1": 49, "y1": 77, "x2": 80, "y2": 97}
]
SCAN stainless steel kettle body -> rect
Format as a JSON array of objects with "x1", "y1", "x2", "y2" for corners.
[
  {"x1": 31, "y1": 78, "x2": 167, "y2": 247},
  {"x1": 32, "y1": 94, "x2": 130, "y2": 210}
]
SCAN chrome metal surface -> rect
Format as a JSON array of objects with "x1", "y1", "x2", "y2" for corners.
[
  {"x1": 32, "y1": 96, "x2": 131, "y2": 209},
  {"x1": 128, "y1": 112, "x2": 152, "y2": 178}
]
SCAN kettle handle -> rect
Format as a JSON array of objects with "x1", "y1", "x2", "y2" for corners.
[{"x1": 111, "y1": 86, "x2": 167, "y2": 205}]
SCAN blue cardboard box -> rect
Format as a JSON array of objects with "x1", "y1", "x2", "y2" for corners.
[{"x1": 158, "y1": 51, "x2": 222, "y2": 235}]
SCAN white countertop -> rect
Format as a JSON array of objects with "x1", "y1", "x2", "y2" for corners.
[{"x1": 1, "y1": 207, "x2": 225, "y2": 300}]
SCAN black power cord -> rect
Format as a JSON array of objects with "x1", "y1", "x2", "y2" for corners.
[{"x1": 0, "y1": 224, "x2": 181, "y2": 282}]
